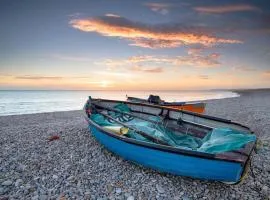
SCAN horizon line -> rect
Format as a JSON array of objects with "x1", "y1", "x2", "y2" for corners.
[{"x1": 0, "y1": 87, "x2": 269, "y2": 92}]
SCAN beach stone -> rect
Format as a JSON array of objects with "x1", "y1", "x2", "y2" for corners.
[
  {"x1": 2, "y1": 180, "x2": 13, "y2": 186},
  {"x1": 53, "y1": 175, "x2": 58, "y2": 179},
  {"x1": 156, "y1": 184, "x2": 165, "y2": 193},
  {"x1": 0, "y1": 196, "x2": 9, "y2": 200},
  {"x1": 67, "y1": 176, "x2": 75, "y2": 182},
  {"x1": 84, "y1": 191, "x2": 91, "y2": 198},
  {"x1": 15, "y1": 179, "x2": 23, "y2": 187},
  {"x1": 127, "y1": 196, "x2": 135, "y2": 200},
  {"x1": 116, "y1": 188, "x2": 122, "y2": 194},
  {"x1": 1, "y1": 89, "x2": 270, "y2": 199},
  {"x1": 40, "y1": 195, "x2": 48, "y2": 200},
  {"x1": 17, "y1": 164, "x2": 26, "y2": 172},
  {"x1": 262, "y1": 185, "x2": 269, "y2": 196},
  {"x1": 182, "y1": 196, "x2": 190, "y2": 200},
  {"x1": 31, "y1": 195, "x2": 39, "y2": 200},
  {"x1": 0, "y1": 187, "x2": 4, "y2": 195}
]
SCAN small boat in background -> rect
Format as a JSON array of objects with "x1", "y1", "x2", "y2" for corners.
[
  {"x1": 127, "y1": 95, "x2": 206, "y2": 114},
  {"x1": 84, "y1": 97, "x2": 256, "y2": 183}
]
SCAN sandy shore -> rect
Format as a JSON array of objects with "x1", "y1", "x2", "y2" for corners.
[{"x1": 1, "y1": 89, "x2": 270, "y2": 200}]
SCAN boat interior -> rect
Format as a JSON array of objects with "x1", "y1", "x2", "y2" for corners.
[{"x1": 85, "y1": 98, "x2": 256, "y2": 165}]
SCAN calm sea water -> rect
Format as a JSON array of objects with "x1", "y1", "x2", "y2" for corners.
[{"x1": 0, "y1": 90, "x2": 239, "y2": 116}]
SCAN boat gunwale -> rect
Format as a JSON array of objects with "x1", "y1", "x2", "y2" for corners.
[
  {"x1": 127, "y1": 96, "x2": 206, "y2": 106},
  {"x1": 162, "y1": 102, "x2": 205, "y2": 106},
  {"x1": 94, "y1": 98, "x2": 252, "y2": 131},
  {"x1": 83, "y1": 101, "x2": 254, "y2": 165}
]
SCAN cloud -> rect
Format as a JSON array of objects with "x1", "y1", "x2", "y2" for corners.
[
  {"x1": 94, "y1": 59, "x2": 129, "y2": 70},
  {"x1": 128, "y1": 52, "x2": 221, "y2": 68},
  {"x1": 262, "y1": 70, "x2": 270, "y2": 78},
  {"x1": 70, "y1": 15, "x2": 242, "y2": 49},
  {"x1": 68, "y1": 13, "x2": 83, "y2": 18},
  {"x1": 198, "y1": 75, "x2": 210, "y2": 80},
  {"x1": 233, "y1": 65, "x2": 257, "y2": 72},
  {"x1": 15, "y1": 76, "x2": 63, "y2": 80},
  {"x1": 130, "y1": 65, "x2": 163, "y2": 73},
  {"x1": 105, "y1": 13, "x2": 121, "y2": 18},
  {"x1": 93, "y1": 71, "x2": 135, "y2": 77},
  {"x1": 187, "y1": 47, "x2": 204, "y2": 55},
  {"x1": 194, "y1": 4, "x2": 260, "y2": 14},
  {"x1": 97, "y1": 50, "x2": 221, "y2": 71},
  {"x1": 14, "y1": 75, "x2": 96, "y2": 80},
  {"x1": 87, "y1": 80, "x2": 114, "y2": 88},
  {"x1": 128, "y1": 55, "x2": 171, "y2": 63},
  {"x1": 129, "y1": 38, "x2": 182, "y2": 49},
  {"x1": 52, "y1": 54, "x2": 92, "y2": 62},
  {"x1": 144, "y1": 3, "x2": 171, "y2": 15},
  {"x1": 0, "y1": 73, "x2": 12, "y2": 77}
]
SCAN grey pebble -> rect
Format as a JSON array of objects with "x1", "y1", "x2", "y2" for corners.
[
  {"x1": 1, "y1": 91, "x2": 270, "y2": 200},
  {"x1": 156, "y1": 184, "x2": 165, "y2": 193},
  {"x1": 0, "y1": 187, "x2": 4, "y2": 195},
  {"x1": 182, "y1": 196, "x2": 190, "y2": 200},
  {"x1": 53, "y1": 175, "x2": 58, "y2": 179},
  {"x1": 40, "y1": 195, "x2": 48, "y2": 200},
  {"x1": 262, "y1": 185, "x2": 269, "y2": 195},
  {"x1": 116, "y1": 188, "x2": 122, "y2": 194},
  {"x1": 127, "y1": 196, "x2": 135, "y2": 200},
  {"x1": 2, "y1": 180, "x2": 13, "y2": 186},
  {"x1": 31, "y1": 195, "x2": 39, "y2": 200},
  {"x1": 15, "y1": 179, "x2": 23, "y2": 187}
]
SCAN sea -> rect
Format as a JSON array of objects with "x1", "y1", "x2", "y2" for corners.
[{"x1": 0, "y1": 90, "x2": 239, "y2": 116}]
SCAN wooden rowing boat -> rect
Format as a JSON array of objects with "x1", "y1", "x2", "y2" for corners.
[
  {"x1": 83, "y1": 97, "x2": 256, "y2": 183},
  {"x1": 127, "y1": 95, "x2": 206, "y2": 113}
]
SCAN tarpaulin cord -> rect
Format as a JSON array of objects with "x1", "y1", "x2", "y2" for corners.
[
  {"x1": 238, "y1": 156, "x2": 251, "y2": 184},
  {"x1": 249, "y1": 139, "x2": 261, "y2": 179},
  {"x1": 238, "y1": 139, "x2": 259, "y2": 184}
]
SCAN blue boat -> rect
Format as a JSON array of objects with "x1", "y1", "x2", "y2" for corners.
[{"x1": 83, "y1": 97, "x2": 256, "y2": 183}]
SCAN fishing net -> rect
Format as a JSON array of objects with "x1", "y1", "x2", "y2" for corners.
[
  {"x1": 90, "y1": 103, "x2": 256, "y2": 154},
  {"x1": 198, "y1": 128, "x2": 256, "y2": 153},
  {"x1": 90, "y1": 114, "x2": 116, "y2": 126},
  {"x1": 114, "y1": 103, "x2": 131, "y2": 112}
]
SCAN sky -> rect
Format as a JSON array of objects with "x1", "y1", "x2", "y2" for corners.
[{"x1": 0, "y1": 0, "x2": 270, "y2": 90}]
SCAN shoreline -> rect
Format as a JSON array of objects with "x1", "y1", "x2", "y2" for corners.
[
  {"x1": 1, "y1": 89, "x2": 270, "y2": 199},
  {"x1": 0, "y1": 89, "x2": 241, "y2": 117}
]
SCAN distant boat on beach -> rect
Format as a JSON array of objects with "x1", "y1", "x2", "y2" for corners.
[
  {"x1": 127, "y1": 94, "x2": 206, "y2": 113},
  {"x1": 84, "y1": 97, "x2": 256, "y2": 183}
]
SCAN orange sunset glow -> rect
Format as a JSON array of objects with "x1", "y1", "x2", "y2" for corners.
[{"x1": 0, "y1": 1, "x2": 269, "y2": 90}]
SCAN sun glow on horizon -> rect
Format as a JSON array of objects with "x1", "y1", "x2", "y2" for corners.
[{"x1": 0, "y1": 1, "x2": 269, "y2": 90}]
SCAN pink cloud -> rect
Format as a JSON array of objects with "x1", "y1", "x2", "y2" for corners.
[
  {"x1": 194, "y1": 4, "x2": 260, "y2": 14},
  {"x1": 70, "y1": 15, "x2": 242, "y2": 49},
  {"x1": 233, "y1": 66, "x2": 257, "y2": 72},
  {"x1": 130, "y1": 65, "x2": 163, "y2": 73},
  {"x1": 262, "y1": 70, "x2": 270, "y2": 78},
  {"x1": 15, "y1": 76, "x2": 63, "y2": 80},
  {"x1": 144, "y1": 3, "x2": 171, "y2": 15},
  {"x1": 105, "y1": 13, "x2": 121, "y2": 18},
  {"x1": 128, "y1": 52, "x2": 221, "y2": 68}
]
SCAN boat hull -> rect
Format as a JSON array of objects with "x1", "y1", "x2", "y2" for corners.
[
  {"x1": 127, "y1": 96, "x2": 206, "y2": 113},
  {"x1": 88, "y1": 125, "x2": 243, "y2": 183},
  {"x1": 165, "y1": 103, "x2": 205, "y2": 114}
]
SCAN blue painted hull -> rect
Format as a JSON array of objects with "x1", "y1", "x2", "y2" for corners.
[{"x1": 89, "y1": 125, "x2": 243, "y2": 182}]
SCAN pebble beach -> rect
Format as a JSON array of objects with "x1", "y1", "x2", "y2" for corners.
[{"x1": 1, "y1": 89, "x2": 270, "y2": 200}]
